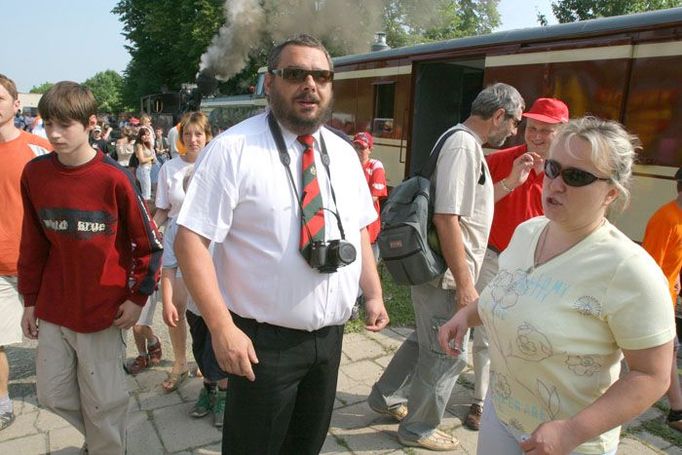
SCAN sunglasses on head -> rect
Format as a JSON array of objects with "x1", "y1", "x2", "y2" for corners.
[
  {"x1": 268, "y1": 67, "x2": 334, "y2": 84},
  {"x1": 544, "y1": 159, "x2": 611, "y2": 187}
]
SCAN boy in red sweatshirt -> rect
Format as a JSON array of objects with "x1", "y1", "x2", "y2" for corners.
[{"x1": 18, "y1": 81, "x2": 163, "y2": 455}]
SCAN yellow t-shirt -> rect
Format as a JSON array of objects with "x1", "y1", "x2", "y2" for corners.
[{"x1": 478, "y1": 216, "x2": 675, "y2": 454}]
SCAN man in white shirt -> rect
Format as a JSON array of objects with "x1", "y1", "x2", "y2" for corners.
[
  {"x1": 368, "y1": 83, "x2": 524, "y2": 451},
  {"x1": 175, "y1": 34, "x2": 388, "y2": 455}
]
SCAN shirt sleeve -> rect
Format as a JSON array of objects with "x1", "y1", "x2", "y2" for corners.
[
  {"x1": 177, "y1": 139, "x2": 239, "y2": 242},
  {"x1": 605, "y1": 252, "x2": 676, "y2": 350},
  {"x1": 118, "y1": 179, "x2": 164, "y2": 305},
  {"x1": 641, "y1": 211, "x2": 671, "y2": 268},
  {"x1": 369, "y1": 161, "x2": 388, "y2": 198},
  {"x1": 433, "y1": 132, "x2": 481, "y2": 217},
  {"x1": 17, "y1": 169, "x2": 50, "y2": 307},
  {"x1": 154, "y1": 162, "x2": 171, "y2": 210}
]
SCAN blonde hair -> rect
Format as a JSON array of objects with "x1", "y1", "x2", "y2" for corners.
[
  {"x1": 553, "y1": 116, "x2": 640, "y2": 213},
  {"x1": 177, "y1": 111, "x2": 213, "y2": 154}
]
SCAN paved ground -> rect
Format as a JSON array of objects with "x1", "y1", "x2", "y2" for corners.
[{"x1": 2, "y1": 302, "x2": 682, "y2": 454}]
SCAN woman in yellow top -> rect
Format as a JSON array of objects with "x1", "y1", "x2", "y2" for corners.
[{"x1": 439, "y1": 117, "x2": 675, "y2": 455}]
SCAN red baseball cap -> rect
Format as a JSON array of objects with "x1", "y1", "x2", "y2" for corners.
[
  {"x1": 353, "y1": 132, "x2": 374, "y2": 149},
  {"x1": 522, "y1": 98, "x2": 569, "y2": 124}
]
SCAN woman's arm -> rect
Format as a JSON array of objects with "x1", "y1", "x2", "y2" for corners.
[
  {"x1": 135, "y1": 144, "x2": 154, "y2": 164},
  {"x1": 153, "y1": 208, "x2": 169, "y2": 228},
  {"x1": 437, "y1": 300, "x2": 482, "y2": 356},
  {"x1": 520, "y1": 341, "x2": 673, "y2": 454}
]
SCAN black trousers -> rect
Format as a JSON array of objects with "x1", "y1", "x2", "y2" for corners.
[{"x1": 222, "y1": 313, "x2": 344, "y2": 455}]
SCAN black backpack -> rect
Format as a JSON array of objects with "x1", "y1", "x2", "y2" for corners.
[{"x1": 377, "y1": 126, "x2": 469, "y2": 286}]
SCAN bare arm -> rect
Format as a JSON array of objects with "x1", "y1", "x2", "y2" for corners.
[
  {"x1": 174, "y1": 226, "x2": 259, "y2": 381},
  {"x1": 358, "y1": 228, "x2": 388, "y2": 331},
  {"x1": 437, "y1": 300, "x2": 482, "y2": 356},
  {"x1": 432, "y1": 213, "x2": 477, "y2": 309},
  {"x1": 493, "y1": 152, "x2": 540, "y2": 202},
  {"x1": 153, "y1": 208, "x2": 169, "y2": 228},
  {"x1": 520, "y1": 341, "x2": 673, "y2": 454}
]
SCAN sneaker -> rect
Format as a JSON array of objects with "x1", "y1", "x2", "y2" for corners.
[
  {"x1": 213, "y1": 389, "x2": 227, "y2": 428},
  {"x1": 147, "y1": 336, "x2": 162, "y2": 366},
  {"x1": 398, "y1": 429, "x2": 459, "y2": 451},
  {"x1": 0, "y1": 411, "x2": 15, "y2": 431},
  {"x1": 464, "y1": 403, "x2": 483, "y2": 431},
  {"x1": 124, "y1": 354, "x2": 149, "y2": 376},
  {"x1": 190, "y1": 387, "x2": 215, "y2": 418}
]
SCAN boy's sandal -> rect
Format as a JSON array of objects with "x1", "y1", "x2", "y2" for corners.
[
  {"x1": 162, "y1": 369, "x2": 189, "y2": 393},
  {"x1": 125, "y1": 355, "x2": 149, "y2": 376},
  {"x1": 147, "y1": 336, "x2": 163, "y2": 366}
]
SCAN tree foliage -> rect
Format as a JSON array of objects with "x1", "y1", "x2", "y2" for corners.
[
  {"x1": 384, "y1": 0, "x2": 500, "y2": 48},
  {"x1": 83, "y1": 70, "x2": 126, "y2": 114},
  {"x1": 29, "y1": 82, "x2": 54, "y2": 94},
  {"x1": 541, "y1": 0, "x2": 681, "y2": 23}
]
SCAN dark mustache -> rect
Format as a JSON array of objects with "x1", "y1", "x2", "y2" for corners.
[{"x1": 295, "y1": 95, "x2": 319, "y2": 103}]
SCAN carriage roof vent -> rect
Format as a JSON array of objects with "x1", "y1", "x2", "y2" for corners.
[{"x1": 371, "y1": 32, "x2": 390, "y2": 52}]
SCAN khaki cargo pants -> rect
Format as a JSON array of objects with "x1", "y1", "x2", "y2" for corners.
[{"x1": 36, "y1": 321, "x2": 129, "y2": 455}]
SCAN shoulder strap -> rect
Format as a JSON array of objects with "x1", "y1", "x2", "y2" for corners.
[{"x1": 416, "y1": 126, "x2": 474, "y2": 178}]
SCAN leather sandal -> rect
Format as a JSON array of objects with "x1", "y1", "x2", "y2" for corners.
[
  {"x1": 162, "y1": 369, "x2": 189, "y2": 393},
  {"x1": 147, "y1": 336, "x2": 162, "y2": 366},
  {"x1": 398, "y1": 429, "x2": 459, "y2": 451},
  {"x1": 368, "y1": 402, "x2": 408, "y2": 422},
  {"x1": 125, "y1": 354, "x2": 149, "y2": 376}
]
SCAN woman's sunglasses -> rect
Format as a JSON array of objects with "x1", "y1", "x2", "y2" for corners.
[
  {"x1": 544, "y1": 159, "x2": 611, "y2": 187},
  {"x1": 268, "y1": 67, "x2": 334, "y2": 84}
]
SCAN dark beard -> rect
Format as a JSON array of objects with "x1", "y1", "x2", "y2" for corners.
[{"x1": 269, "y1": 90, "x2": 333, "y2": 136}]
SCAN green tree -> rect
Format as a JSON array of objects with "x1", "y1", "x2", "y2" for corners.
[
  {"x1": 384, "y1": 0, "x2": 500, "y2": 47},
  {"x1": 542, "y1": 0, "x2": 681, "y2": 23},
  {"x1": 83, "y1": 70, "x2": 125, "y2": 114},
  {"x1": 29, "y1": 82, "x2": 54, "y2": 94}
]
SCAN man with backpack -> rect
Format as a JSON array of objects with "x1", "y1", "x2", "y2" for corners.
[{"x1": 368, "y1": 83, "x2": 524, "y2": 451}]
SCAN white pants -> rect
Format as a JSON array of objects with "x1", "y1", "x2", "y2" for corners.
[
  {"x1": 36, "y1": 321, "x2": 129, "y2": 455},
  {"x1": 478, "y1": 395, "x2": 617, "y2": 455}
]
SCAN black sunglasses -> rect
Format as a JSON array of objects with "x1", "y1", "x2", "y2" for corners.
[
  {"x1": 544, "y1": 159, "x2": 611, "y2": 187},
  {"x1": 268, "y1": 67, "x2": 334, "y2": 84}
]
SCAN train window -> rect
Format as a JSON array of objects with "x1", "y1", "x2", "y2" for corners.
[{"x1": 373, "y1": 82, "x2": 395, "y2": 137}]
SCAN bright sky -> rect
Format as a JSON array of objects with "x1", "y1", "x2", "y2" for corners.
[{"x1": 3, "y1": 0, "x2": 555, "y2": 94}]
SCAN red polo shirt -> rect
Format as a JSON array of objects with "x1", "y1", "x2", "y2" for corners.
[{"x1": 486, "y1": 144, "x2": 544, "y2": 252}]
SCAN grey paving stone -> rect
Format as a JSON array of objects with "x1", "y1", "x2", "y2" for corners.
[
  {"x1": 634, "y1": 430, "x2": 674, "y2": 451},
  {"x1": 137, "y1": 387, "x2": 184, "y2": 411},
  {"x1": 619, "y1": 436, "x2": 667, "y2": 454},
  {"x1": 127, "y1": 409, "x2": 164, "y2": 454},
  {"x1": 343, "y1": 334, "x2": 388, "y2": 362},
  {"x1": 0, "y1": 433, "x2": 47, "y2": 455},
  {"x1": 194, "y1": 443, "x2": 221, "y2": 454},
  {"x1": 47, "y1": 425, "x2": 84, "y2": 453},
  {"x1": 35, "y1": 408, "x2": 71, "y2": 432},
  {"x1": 0, "y1": 410, "x2": 38, "y2": 441},
  {"x1": 153, "y1": 401, "x2": 221, "y2": 452}
]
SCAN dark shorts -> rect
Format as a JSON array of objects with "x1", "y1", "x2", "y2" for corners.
[{"x1": 186, "y1": 310, "x2": 228, "y2": 382}]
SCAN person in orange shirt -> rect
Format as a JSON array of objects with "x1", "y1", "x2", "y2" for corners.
[
  {"x1": 642, "y1": 167, "x2": 682, "y2": 432},
  {"x1": 0, "y1": 74, "x2": 51, "y2": 431}
]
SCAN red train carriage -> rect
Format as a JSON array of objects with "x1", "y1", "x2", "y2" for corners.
[{"x1": 331, "y1": 7, "x2": 682, "y2": 242}]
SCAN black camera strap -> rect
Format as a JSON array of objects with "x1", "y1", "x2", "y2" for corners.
[{"x1": 267, "y1": 113, "x2": 347, "y2": 240}]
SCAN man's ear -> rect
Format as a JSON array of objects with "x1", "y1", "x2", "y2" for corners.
[{"x1": 492, "y1": 107, "x2": 506, "y2": 126}]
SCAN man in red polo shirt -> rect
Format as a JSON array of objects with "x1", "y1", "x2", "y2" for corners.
[{"x1": 464, "y1": 97, "x2": 569, "y2": 430}]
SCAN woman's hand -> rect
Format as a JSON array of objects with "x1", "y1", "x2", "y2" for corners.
[
  {"x1": 162, "y1": 301, "x2": 180, "y2": 328},
  {"x1": 519, "y1": 420, "x2": 580, "y2": 455}
]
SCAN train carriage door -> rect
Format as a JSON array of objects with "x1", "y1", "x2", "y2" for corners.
[{"x1": 409, "y1": 59, "x2": 484, "y2": 175}]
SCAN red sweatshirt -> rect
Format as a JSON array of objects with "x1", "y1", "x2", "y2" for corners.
[{"x1": 18, "y1": 151, "x2": 163, "y2": 333}]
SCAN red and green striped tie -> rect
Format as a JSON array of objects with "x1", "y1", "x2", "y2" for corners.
[{"x1": 298, "y1": 135, "x2": 325, "y2": 256}]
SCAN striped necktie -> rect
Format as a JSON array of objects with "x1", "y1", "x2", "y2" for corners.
[{"x1": 298, "y1": 135, "x2": 325, "y2": 257}]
